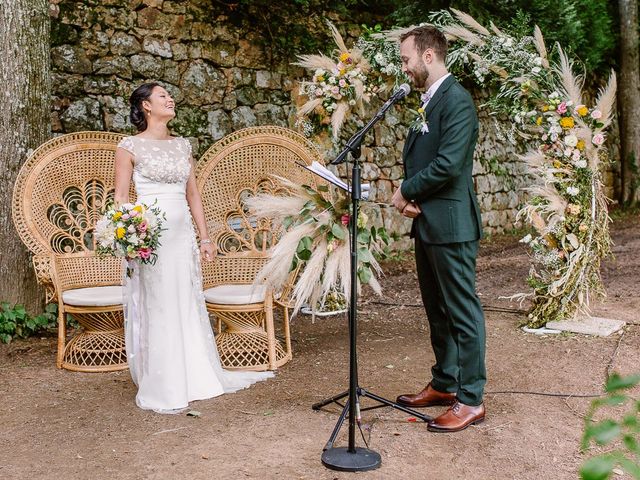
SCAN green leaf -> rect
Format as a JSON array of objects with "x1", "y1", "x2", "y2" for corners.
[
  {"x1": 357, "y1": 229, "x2": 370, "y2": 244},
  {"x1": 622, "y1": 435, "x2": 639, "y2": 454},
  {"x1": 580, "y1": 455, "x2": 615, "y2": 480},
  {"x1": 357, "y1": 247, "x2": 373, "y2": 263},
  {"x1": 317, "y1": 184, "x2": 329, "y2": 192},
  {"x1": 331, "y1": 223, "x2": 346, "y2": 240},
  {"x1": 590, "y1": 419, "x2": 621, "y2": 445},
  {"x1": 606, "y1": 374, "x2": 640, "y2": 392},
  {"x1": 358, "y1": 266, "x2": 372, "y2": 284},
  {"x1": 296, "y1": 236, "x2": 313, "y2": 253},
  {"x1": 618, "y1": 457, "x2": 640, "y2": 477},
  {"x1": 297, "y1": 249, "x2": 312, "y2": 261}
]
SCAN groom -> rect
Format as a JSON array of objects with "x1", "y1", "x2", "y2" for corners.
[{"x1": 391, "y1": 25, "x2": 486, "y2": 432}]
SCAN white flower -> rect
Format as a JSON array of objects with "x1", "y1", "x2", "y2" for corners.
[
  {"x1": 127, "y1": 234, "x2": 139, "y2": 246},
  {"x1": 549, "y1": 91, "x2": 559, "y2": 99},
  {"x1": 574, "y1": 159, "x2": 587, "y2": 168},
  {"x1": 563, "y1": 148, "x2": 573, "y2": 157},
  {"x1": 374, "y1": 52, "x2": 387, "y2": 66},
  {"x1": 143, "y1": 212, "x2": 158, "y2": 230},
  {"x1": 532, "y1": 66, "x2": 541, "y2": 74},
  {"x1": 520, "y1": 234, "x2": 532, "y2": 244},
  {"x1": 566, "y1": 186, "x2": 580, "y2": 196},
  {"x1": 534, "y1": 57, "x2": 543, "y2": 66},
  {"x1": 590, "y1": 109, "x2": 602, "y2": 119},
  {"x1": 564, "y1": 134, "x2": 578, "y2": 147},
  {"x1": 592, "y1": 133, "x2": 605, "y2": 146}
]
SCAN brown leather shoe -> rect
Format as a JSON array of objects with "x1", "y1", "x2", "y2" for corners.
[
  {"x1": 396, "y1": 383, "x2": 457, "y2": 408},
  {"x1": 427, "y1": 401, "x2": 485, "y2": 432}
]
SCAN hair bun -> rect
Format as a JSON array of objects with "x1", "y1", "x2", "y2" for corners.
[{"x1": 129, "y1": 82, "x2": 160, "y2": 132}]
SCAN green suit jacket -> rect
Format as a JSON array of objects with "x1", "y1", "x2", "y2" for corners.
[{"x1": 400, "y1": 75, "x2": 483, "y2": 244}]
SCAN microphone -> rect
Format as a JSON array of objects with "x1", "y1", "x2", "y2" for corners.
[
  {"x1": 331, "y1": 84, "x2": 411, "y2": 165},
  {"x1": 377, "y1": 83, "x2": 410, "y2": 115}
]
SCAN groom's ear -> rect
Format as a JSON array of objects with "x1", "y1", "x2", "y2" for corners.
[{"x1": 421, "y1": 48, "x2": 434, "y2": 65}]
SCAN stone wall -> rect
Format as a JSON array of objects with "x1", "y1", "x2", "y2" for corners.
[{"x1": 48, "y1": 0, "x2": 618, "y2": 244}]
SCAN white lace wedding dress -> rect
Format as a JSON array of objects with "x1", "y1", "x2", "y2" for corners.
[{"x1": 118, "y1": 136, "x2": 273, "y2": 414}]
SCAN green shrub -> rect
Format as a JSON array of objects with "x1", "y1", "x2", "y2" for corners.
[
  {"x1": 581, "y1": 373, "x2": 640, "y2": 479},
  {"x1": 0, "y1": 302, "x2": 59, "y2": 344}
]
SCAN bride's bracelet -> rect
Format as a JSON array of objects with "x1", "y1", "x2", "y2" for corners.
[{"x1": 200, "y1": 239, "x2": 212, "y2": 245}]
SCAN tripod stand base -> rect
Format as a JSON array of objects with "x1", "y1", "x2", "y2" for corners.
[{"x1": 321, "y1": 446, "x2": 381, "y2": 472}]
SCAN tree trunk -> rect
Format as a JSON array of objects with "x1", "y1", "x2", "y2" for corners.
[
  {"x1": 618, "y1": 0, "x2": 640, "y2": 205},
  {"x1": 0, "y1": 0, "x2": 50, "y2": 312}
]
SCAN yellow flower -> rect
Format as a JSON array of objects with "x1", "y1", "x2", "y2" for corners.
[
  {"x1": 541, "y1": 105, "x2": 549, "y2": 112},
  {"x1": 417, "y1": 107, "x2": 425, "y2": 114},
  {"x1": 576, "y1": 140, "x2": 585, "y2": 151},
  {"x1": 113, "y1": 211, "x2": 122, "y2": 221},
  {"x1": 316, "y1": 75, "x2": 324, "y2": 83},
  {"x1": 116, "y1": 227, "x2": 126, "y2": 239},
  {"x1": 559, "y1": 117, "x2": 574, "y2": 129},
  {"x1": 576, "y1": 105, "x2": 588, "y2": 116},
  {"x1": 536, "y1": 116, "x2": 543, "y2": 126},
  {"x1": 553, "y1": 160, "x2": 563, "y2": 169},
  {"x1": 339, "y1": 69, "x2": 346, "y2": 76},
  {"x1": 133, "y1": 205, "x2": 143, "y2": 213},
  {"x1": 339, "y1": 52, "x2": 350, "y2": 63}
]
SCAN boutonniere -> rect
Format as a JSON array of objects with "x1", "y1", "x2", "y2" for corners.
[{"x1": 410, "y1": 104, "x2": 429, "y2": 134}]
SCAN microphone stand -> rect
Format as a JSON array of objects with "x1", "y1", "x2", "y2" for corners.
[{"x1": 315, "y1": 95, "x2": 432, "y2": 472}]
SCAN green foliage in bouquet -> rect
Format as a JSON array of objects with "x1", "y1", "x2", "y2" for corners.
[{"x1": 581, "y1": 373, "x2": 640, "y2": 480}]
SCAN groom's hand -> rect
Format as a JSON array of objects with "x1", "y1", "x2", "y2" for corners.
[
  {"x1": 402, "y1": 203, "x2": 422, "y2": 218},
  {"x1": 392, "y1": 187, "x2": 409, "y2": 212}
]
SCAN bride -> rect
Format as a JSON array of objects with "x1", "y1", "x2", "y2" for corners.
[{"x1": 114, "y1": 82, "x2": 273, "y2": 413}]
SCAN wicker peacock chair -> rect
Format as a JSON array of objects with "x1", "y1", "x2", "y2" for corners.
[
  {"x1": 12, "y1": 131, "x2": 133, "y2": 372},
  {"x1": 196, "y1": 126, "x2": 325, "y2": 371}
]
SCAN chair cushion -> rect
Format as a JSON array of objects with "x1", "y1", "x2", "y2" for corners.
[
  {"x1": 62, "y1": 286, "x2": 123, "y2": 307},
  {"x1": 203, "y1": 284, "x2": 268, "y2": 305}
]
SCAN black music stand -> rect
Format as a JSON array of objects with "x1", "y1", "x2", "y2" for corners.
[{"x1": 302, "y1": 101, "x2": 432, "y2": 471}]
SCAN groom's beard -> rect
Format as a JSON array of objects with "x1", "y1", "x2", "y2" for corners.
[{"x1": 409, "y1": 63, "x2": 429, "y2": 90}]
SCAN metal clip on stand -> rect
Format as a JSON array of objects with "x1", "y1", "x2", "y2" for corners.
[{"x1": 313, "y1": 85, "x2": 431, "y2": 472}]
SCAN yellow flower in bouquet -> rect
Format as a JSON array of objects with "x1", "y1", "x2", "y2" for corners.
[{"x1": 559, "y1": 117, "x2": 574, "y2": 129}]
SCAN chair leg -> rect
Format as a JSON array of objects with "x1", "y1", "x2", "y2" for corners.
[
  {"x1": 264, "y1": 300, "x2": 277, "y2": 371},
  {"x1": 56, "y1": 304, "x2": 66, "y2": 369},
  {"x1": 282, "y1": 305, "x2": 292, "y2": 357}
]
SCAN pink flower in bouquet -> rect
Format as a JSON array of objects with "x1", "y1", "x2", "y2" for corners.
[
  {"x1": 592, "y1": 133, "x2": 605, "y2": 146},
  {"x1": 127, "y1": 224, "x2": 136, "y2": 233},
  {"x1": 590, "y1": 109, "x2": 602, "y2": 120},
  {"x1": 341, "y1": 213, "x2": 350, "y2": 226},
  {"x1": 122, "y1": 213, "x2": 130, "y2": 220},
  {"x1": 138, "y1": 221, "x2": 148, "y2": 232},
  {"x1": 338, "y1": 79, "x2": 347, "y2": 88},
  {"x1": 138, "y1": 247, "x2": 152, "y2": 260},
  {"x1": 556, "y1": 102, "x2": 567, "y2": 114}
]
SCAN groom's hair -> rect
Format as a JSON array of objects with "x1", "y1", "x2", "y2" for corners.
[{"x1": 400, "y1": 25, "x2": 448, "y2": 62}]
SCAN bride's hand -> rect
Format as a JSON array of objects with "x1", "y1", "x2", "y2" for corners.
[{"x1": 200, "y1": 243, "x2": 215, "y2": 262}]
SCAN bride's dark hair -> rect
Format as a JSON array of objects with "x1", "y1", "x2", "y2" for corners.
[{"x1": 129, "y1": 82, "x2": 161, "y2": 132}]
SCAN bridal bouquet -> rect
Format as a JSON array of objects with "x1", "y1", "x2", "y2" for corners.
[
  {"x1": 245, "y1": 177, "x2": 390, "y2": 315},
  {"x1": 95, "y1": 202, "x2": 166, "y2": 271}
]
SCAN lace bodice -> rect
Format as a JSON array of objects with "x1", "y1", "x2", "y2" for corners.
[{"x1": 118, "y1": 136, "x2": 192, "y2": 184}]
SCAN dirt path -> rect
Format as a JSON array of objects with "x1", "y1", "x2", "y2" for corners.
[{"x1": 1, "y1": 215, "x2": 638, "y2": 480}]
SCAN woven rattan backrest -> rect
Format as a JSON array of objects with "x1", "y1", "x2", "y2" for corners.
[
  {"x1": 12, "y1": 131, "x2": 132, "y2": 257},
  {"x1": 55, "y1": 254, "x2": 123, "y2": 290},
  {"x1": 196, "y1": 126, "x2": 325, "y2": 257}
]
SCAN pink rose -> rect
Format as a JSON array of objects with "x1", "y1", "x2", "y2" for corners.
[
  {"x1": 590, "y1": 109, "x2": 602, "y2": 120},
  {"x1": 339, "y1": 79, "x2": 347, "y2": 87},
  {"x1": 138, "y1": 247, "x2": 152, "y2": 260},
  {"x1": 138, "y1": 221, "x2": 148, "y2": 232},
  {"x1": 557, "y1": 102, "x2": 567, "y2": 114},
  {"x1": 341, "y1": 213, "x2": 350, "y2": 226},
  {"x1": 592, "y1": 133, "x2": 605, "y2": 146},
  {"x1": 122, "y1": 214, "x2": 130, "y2": 220}
]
